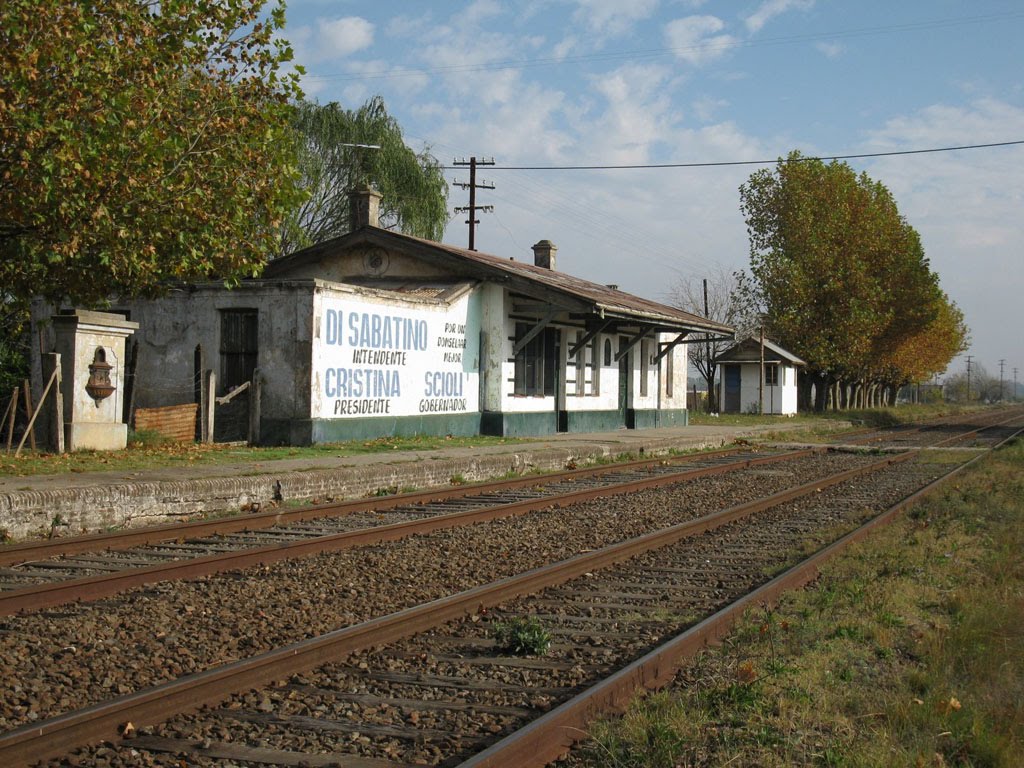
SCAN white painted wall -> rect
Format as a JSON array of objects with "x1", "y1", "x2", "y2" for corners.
[
  {"x1": 721, "y1": 362, "x2": 799, "y2": 415},
  {"x1": 563, "y1": 328, "x2": 618, "y2": 412}
]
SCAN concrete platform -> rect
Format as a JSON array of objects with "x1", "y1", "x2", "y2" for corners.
[{"x1": 0, "y1": 422, "x2": 840, "y2": 542}]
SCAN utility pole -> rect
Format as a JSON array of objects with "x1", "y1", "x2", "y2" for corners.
[
  {"x1": 703, "y1": 278, "x2": 712, "y2": 412},
  {"x1": 759, "y1": 325, "x2": 765, "y2": 416},
  {"x1": 1015, "y1": 368, "x2": 1019, "y2": 401},
  {"x1": 965, "y1": 355, "x2": 973, "y2": 403},
  {"x1": 998, "y1": 358, "x2": 1006, "y2": 401},
  {"x1": 452, "y1": 156, "x2": 495, "y2": 251}
]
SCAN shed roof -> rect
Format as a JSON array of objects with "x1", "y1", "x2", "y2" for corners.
[
  {"x1": 715, "y1": 336, "x2": 806, "y2": 366},
  {"x1": 264, "y1": 227, "x2": 734, "y2": 337}
]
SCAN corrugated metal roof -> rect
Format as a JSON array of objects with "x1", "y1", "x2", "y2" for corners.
[{"x1": 265, "y1": 227, "x2": 734, "y2": 336}]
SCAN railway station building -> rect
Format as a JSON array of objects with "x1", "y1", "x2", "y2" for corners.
[{"x1": 34, "y1": 189, "x2": 733, "y2": 445}]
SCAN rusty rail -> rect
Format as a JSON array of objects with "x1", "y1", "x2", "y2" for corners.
[
  {"x1": 0, "y1": 446, "x2": 766, "y2": 568},
  {"x1": 458, "y1": 426, "x2": 1024, "y2": 767},
  {"x1": 0, "y1": 448, "x2": 819, "y2": 616},
  {"x1": 0, "y1": 451, "x2": 910, "y2": 767}
]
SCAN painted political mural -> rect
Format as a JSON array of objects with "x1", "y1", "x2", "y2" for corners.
[{"x1": 313, "y1": 293, "x2": 480, "y2": 419}]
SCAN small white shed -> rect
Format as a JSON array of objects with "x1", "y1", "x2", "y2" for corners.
[{"x1": 716, "y1": 337, "x2": 805, "y2": 415}]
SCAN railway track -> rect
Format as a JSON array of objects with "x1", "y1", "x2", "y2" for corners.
[
  {"x1": 3, "y1": 417, "x2": 1019, "y2": 767},
  {"x1": 4, "y1": 408, "x2": 1019, "y2": 620},
  {"x1": 0, "y1": 447, "x2": 817, "y2": 616},
  {"x1": 837, "y1": 405, "x2": 1024, "y2": 449}
]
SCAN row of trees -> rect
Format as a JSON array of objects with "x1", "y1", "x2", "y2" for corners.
[
  {"x1": 675, "y1": 152, "x2": 968, "y2": 412},
  {"x1": 738, "y1": 152, "x2": 968, "y2": 410}
]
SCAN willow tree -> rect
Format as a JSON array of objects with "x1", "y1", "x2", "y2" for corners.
[
  {"x1": 1, "y1": 0, "x2": 304, "y2": 306},
  {"x1": 280, "y1": 97, "x2": 449, "y2": 254}
]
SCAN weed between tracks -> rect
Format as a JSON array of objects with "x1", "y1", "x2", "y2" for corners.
[{"x1": 569, "y1": 439, "x2": 1024, "y2": 767}]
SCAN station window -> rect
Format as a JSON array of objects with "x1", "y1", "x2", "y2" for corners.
[
  {"x1": 514, "y1": 323, "x2": 557, "y2": 396},
  {"x1": 591, "y1": 336, "x2": 600, "y2": 395},
  {"x1": 220, "y1": 309, "x2": 258, "y2": 393},
  {"x1": 765, "y1": 364, "x2": 779, "y2": 387}
]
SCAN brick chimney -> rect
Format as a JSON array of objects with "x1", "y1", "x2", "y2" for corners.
[
  {"x1": 350, "y1": 186, "x2": 382, "y2": 229},
  {"x1": 531, "y1": 239, "x2": 557, "y2": 270}
]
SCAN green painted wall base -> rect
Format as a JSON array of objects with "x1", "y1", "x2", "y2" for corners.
[
  {"x1": 481, "y1": 410, "x2": 557, "y2": 437},
  {"x1": 565, "y1": 409, "x2": 626, "y2": 432},
  {"x1": 261, "y1": 407, "x2": 687, "y2": 445},
  {"x1": 629, "y1": 408, "x2": 688, "y2": 429}
]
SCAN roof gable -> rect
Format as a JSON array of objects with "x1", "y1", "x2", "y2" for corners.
[{"x1": 715, "y1": 336, "x2": 806, "y2": 366}]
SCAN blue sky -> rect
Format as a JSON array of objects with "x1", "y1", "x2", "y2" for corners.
[{"x1": 280, "y1": 0, "x2": 1024, "y2": 385}]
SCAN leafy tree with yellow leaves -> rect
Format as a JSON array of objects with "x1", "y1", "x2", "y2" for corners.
[{"x1": 0, "y1": 0, "x2": 304, "y2": 306}]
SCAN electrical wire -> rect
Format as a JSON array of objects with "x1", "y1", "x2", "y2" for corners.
[{"x1": 440, "y1": 140, "x2": 1024, "y2": 171}]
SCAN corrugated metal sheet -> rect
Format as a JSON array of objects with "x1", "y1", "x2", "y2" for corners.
[{"x1": 134, "y1": 403, "x2": 198, "y2": 442}]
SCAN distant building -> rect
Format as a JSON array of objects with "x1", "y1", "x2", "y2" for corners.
[
  {"x1": 33, "y1": 189, "x2": 733, "y2": 444},
  {"x1": 715, "y1": 337, "x2": 804, "y2": 415}
]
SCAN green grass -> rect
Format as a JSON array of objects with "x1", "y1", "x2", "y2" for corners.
[
  {"x1": 0, "y1": 433, "x2": 526, "y2": 477},
  {"x1": 573, "y1": 437, "x2": 1024, "y2": 767}
]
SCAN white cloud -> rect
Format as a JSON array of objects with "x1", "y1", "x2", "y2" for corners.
[
  {"x1": 385, "y1": 13, "x2": 434, "y2": 39},
  {"x1": 570, "y1": 0, "x2": 660, "y2": 39},
  {"x1": 744, "y1": 0, "x2": 814, "y2": 34},
  {"x1": 693, "y1": 95, "x2": 729, "y2": 122},
  {"x1": 290, "y1": 16, "x2": 374, "y2": 65},
  {"x1": 589, "y1": 63, "x2": 679, "y2": 164},
  {"x1": 317, "y1": 17, "x2": 374, "y2": 58},
  {"x1": 664, "y1": 16, "x2": 738, "y2": 66},
  {"x1": 814, "y1": 41, "x2": 844, "y2": 59}
]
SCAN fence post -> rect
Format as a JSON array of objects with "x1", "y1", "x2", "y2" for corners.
[
  {"x1": 3, "y1": 388, "x2": 17, "y2": 453},
  {"x1": 123, "y1": 340, "x2": 139, "y2": 427},
  {"x1": 41, "y1": 354, "x2": 64, "y2": 456},
  {"x1": 21, "y1": 379, "x2": 36, "y2": 450},
  {"x1": 202, "y1": 369, "x2": 216, "y2": 444},
  {"x1": 248, "y1": 368, "x2": 261, "y2": 446},
  {"x1": 15, "y1": 366, "x2": 58, "y2": 456},
  {"x1": 194, "y1": 344, "x2": 205, "y2": 442}
]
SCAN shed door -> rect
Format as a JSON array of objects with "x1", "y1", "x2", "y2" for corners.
[{"x1": 723, "y1": 365, "x2": 741, "y2": 413}]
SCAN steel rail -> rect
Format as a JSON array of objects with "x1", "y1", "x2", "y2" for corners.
[
  {"x1": 928, "y1": 412, "x2": 1024, "y2": 447},
  {"x1": 843, "y1": 406, "x2": 1024, "y2": 447},
  {"x1": 0, "y1": 451, "x2": 911, "y2": 767},
  {"x1": 0, "y1": 448, "x2": 819, "y2": 616},
  {"x1": 458, "y1": 425, "x2": 1024, "y2": 768},
  {"x1": 0, "y1": 446, "x2": 758, "y2": 568}
]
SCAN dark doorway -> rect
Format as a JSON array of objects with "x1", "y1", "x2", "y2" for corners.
[
  {"x1": 217, "y1": 309, "x2": 258, "y2": 442},
  {"x1": 723, "y1": 365, "x2": 741, "y2": 413}
]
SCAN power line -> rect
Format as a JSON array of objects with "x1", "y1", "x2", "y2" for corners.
[{"x1": 449, "y1": 140, "x2": 1024, "y2": 172}]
